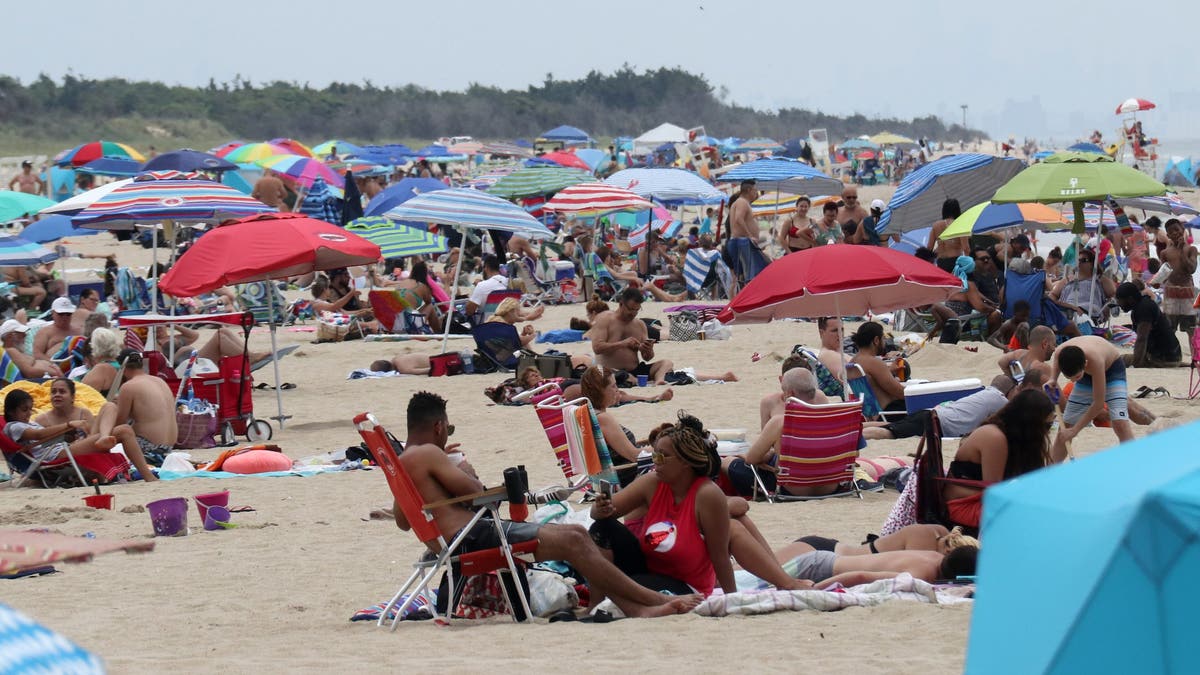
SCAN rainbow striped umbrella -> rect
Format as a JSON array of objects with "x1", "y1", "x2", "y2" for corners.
[
  {"x1": 0, "y1": 233, "x2": 58, "y2": 265},
  {"x1": 312, "y1": 140, "x2": 363, "y2": 158},
  {"x1": 223, "y1": 142, "x2": 290, "y2": 164},
  {"x1": 544, "y1": 183, "x2": 652, "y2": 215},
  {"x1": 70, "y1": 172, "x2": 276, "y2": 230},
  {"x1": 211, "y1": 141, "x2": 246, "y2": 157},
  {"x1": 346, "y1": 216, "x2": 448, "y2": 258},
  {"x1": 488, "y1": 167, "x2": 596, "y2": 199},
  {"x1": 55, "y1": 140, "x2": 145, "y2": 167},
  {"x1": 940, "y1": 201, "x2": 1067, "y2": 239},
  {"x1": 255, "y1": 154, "x2": 344, "y2": 188},
  {"x1": 268, "y1": 138, "x2": 314, "y2": 157}
]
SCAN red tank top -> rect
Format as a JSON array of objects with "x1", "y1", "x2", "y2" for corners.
[{"x1": 639, "y1": 477, "x2": 715, "y2": 595}]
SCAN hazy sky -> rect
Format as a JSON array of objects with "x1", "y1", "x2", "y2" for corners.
[{"x1": 9, "y1": 0, "x2": 1200, "y2": 139}]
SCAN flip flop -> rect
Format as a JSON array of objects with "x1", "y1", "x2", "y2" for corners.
[
  {"x1": 250, "y1": 344, "x2": 300, "y2": 373},
  {"x1": 1133, "y1": 386, "x2": 1153, "y2": 399},
  {"x1": 228, "y1": 506, "x2": 256, "y2": 513},
  {"x1": 255, "y1": 382, "x2": 296, "y2": 390}
]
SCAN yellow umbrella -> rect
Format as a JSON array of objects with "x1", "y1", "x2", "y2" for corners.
[{"x1": 869, "y1": 132, "x2": 916, "y2": 145}]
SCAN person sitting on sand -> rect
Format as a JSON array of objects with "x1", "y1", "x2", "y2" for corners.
[
  {"x1": 94, "y1": 350, "x2": 176, "y2": 472},
  {"x1": 311, "y1": 272, "x2": 379, "y2": 334},
  {"x1": 795, "y1": 524, "x2": 970, "y2": 557},
  {"x1": 570, "y1": 297, "x2": 611, "y2": 335},
  {"x1": 542, "y1": 365, "x2": 669, "y2": 407},
  {"x1": 1115, "y1": 282, "x2": 1182, "y2": 368},
  {"x1": 580, "y1": 365, "x2": 656, "y2": 486},
  {"x1": 33, "y1": 297, "x2": 82, "y2": 362},
  {"x1": 4, "y1": 387, "x2": 157, "y2": 482},
  {"x1": 769, "y1": 532, "x2": 979, "y2": 588},
  {"x1": 848, "y1": 321, "x2": 907, "y2": 416},
  {"x1": 78, "y1": 328, "x2": 123, "y2": 396},
  {"x1": 942, "y1": 389, "x2": 1055, "y2": 531},
  {"x1": 591, "y1": 289, "x2": 673, "y2": 385},
  {"x1": 587, "y1": 414, "x2": 812, "y2": 596},
  {"x1": 393, "y1": 390, "x2": 701, "y2": 618},
  {"x1": 1, "y1": 319, "x2": 62, "y2": 380}
]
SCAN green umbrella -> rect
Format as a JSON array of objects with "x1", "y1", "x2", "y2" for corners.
[
  {"x1": 992, "y1": 152, "x2": 1166, "y2": 233},
  {"x1": 0, "y1": 191, "x2": 56, "y2": 223},
  {"x1": 487, "y1": 167, "x2": 596, "y2": 199},
  {"x1": 345, "y1": 216, "x2": 448, "y2": 259}
]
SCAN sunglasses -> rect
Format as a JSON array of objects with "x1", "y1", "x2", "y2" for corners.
[
  {"x1": 650, "y1": 450, "x2": 674, "y2": 464},
  {"x1": 440, "y1": 421, "x2": 455, "y2": 436}
]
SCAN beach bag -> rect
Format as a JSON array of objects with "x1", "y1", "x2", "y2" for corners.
[
  {"x1": 700, "y1": 319, "x2": 731, "y2": 340},
  {"x1": 669, "y1": 311, "x2": 701, "y2": 342},
  {"x1": 517, "y1": 351, "x2": 572, "y2": 380},
  {"x1": 175, "y1": 404, "x2": 218, "y2": 449},
  {"x1": 429, "y1": 352, "x2": 464, "y2": 377}
]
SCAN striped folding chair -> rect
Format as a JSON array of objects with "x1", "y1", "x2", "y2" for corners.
[{"x1": 754, "y1": 397, "x2": 867, "y2": 503}]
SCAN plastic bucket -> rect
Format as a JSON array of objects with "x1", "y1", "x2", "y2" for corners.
[
  {"x1": 82, "y1": 494, "x2": 114, "y2": 510},
  {"x1": 203, "y1": 505, "x2": 232, "y2": 531},
  {"x1": 146, "y1": 497, "x2": 189, "y2": 537},
  {"x1": 194, "y1": 490, "x2": 230, "y2": 522}
]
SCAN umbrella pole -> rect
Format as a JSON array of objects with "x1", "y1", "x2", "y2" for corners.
[
  {"x1": 837, "y1": 296, "x2": 850, "y2": 399},
  {"x1": 439, "y1": 226, "x2": 468, "y2": 354},
  {"x1": 267, "y1": 290, "x2": 288, "y2": 428}
]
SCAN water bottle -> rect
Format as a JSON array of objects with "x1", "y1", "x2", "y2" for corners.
[{"x1": 460, "y1": 351, "x2": 475, "y2": 374}]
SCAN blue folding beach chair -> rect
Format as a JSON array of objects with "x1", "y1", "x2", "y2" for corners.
[{"x1": 471, "y1": 322, "x2": 523, "y2": 372}]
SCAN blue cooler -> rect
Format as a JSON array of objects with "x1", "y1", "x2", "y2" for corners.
[
  {"x1": 553, "y1": 260, "x2": 576, "y2": 281},
  {"x1": 904, "y1": 378, "x2": 983, "y2": 415}
]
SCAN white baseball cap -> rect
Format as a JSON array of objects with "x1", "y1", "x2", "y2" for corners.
[
  {"x1": 0, "y1": 319, "x2": 29, "y2": 339},
  {"x1": 870, "y1": 199, "x2": 886, "y2": 211},
  {"x1": 51, "y1": 297, "x2": 77, "y2": 314}
]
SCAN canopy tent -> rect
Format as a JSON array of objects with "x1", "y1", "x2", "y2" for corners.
[
  {"x1": 1162, "y1": 157, "x2": 1197, "y2": 188},
  {"x1": 604, "y1": 168, "x2": 725, "y2": 205},
  {"x1": 633, "y1": 123, "x2": 689, "y2": 155},
  {"x1": 538, "y1": 125, "x2": 591, "y2": 145}
]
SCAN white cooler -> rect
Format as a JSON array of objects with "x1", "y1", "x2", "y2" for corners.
[{"x1": 904, "y1": 378, "x2": 983, "y2": 415}]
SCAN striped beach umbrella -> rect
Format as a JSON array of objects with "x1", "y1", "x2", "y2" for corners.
[
  {"x1": 0, "y1": 234, "x2": 58, "y2": 265},
  {"x1": 346, "y1": 216, "x2": 448, "y2": 258},
  {"x1": 384, "y1": 188, "x2": 552, "y2": 238},
  {"x1": 55, "y1": 140, "x2": 145, "y2": 167},
  {"x1": 718, "y1": 157, "x2": 843, "y2": 196},
  {"x1": 37, "y1": 179, "x2": 132, "y2": 216},
  {"x1": 312, "y1": 140, "x2": 363, "y2": 158},
  {"x1": 869, "y1": 132, "x2": 916, "y2": 146},
  {"x1": 223, "y1": 142, "x2": 290, "y2": 164},
  {"x1": 628, "y1": 218, "x2": 684, "y2": 249},
  {"x1": 605, "y1": 168, "x2": 725, "y2": 204},
  {"x1": 488, "y1": 167, "x2": 596, "y2": 199},
  {"x1": 940, "y1": 201, "x2": 1067, "y2": 239},
  {"x1": 544, "y1": 183, "x2": 652, "y2": 215},
  {"x1": 879, "y1": 154, "x2": 1026, "y2": 233},
  {"x1": 255, "y1": 154, "x2": 344, "y2": 188},
  {"x1": 269, "y1": 138, "x2": 314, "y2": 157},
  {"x1": 0, "y1": 191, "x2": 56, "y2": 222},
  {"x1": 0, "y1": 603, "x2": 104, "y2": 674},
  {"x1": 71, "y1": 172, "x2": 275, "y2": 229}
]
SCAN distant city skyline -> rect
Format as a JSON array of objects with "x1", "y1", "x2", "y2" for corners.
[{"x1": 7, "y1": 0, "x2": 1199, "y2": 141}]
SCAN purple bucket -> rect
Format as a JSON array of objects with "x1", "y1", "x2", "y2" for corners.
[
  {"x1": 146, "y1": 497, "x2": 189, "y2": 537},
  {"x1": 203, "y1": 506, "x2": 232, "y2": 531}
]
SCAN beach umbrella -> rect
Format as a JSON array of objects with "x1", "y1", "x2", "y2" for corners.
[
  {"x1": 573, "y1": 148, "x2": 611, "y2": 172},
  {"x1": 1115, "y1": 97, "x2": 1156, "y2": 114},
  {"x1": 478, "y1": 141, "x2": 533, "y2": 158},
  {"x1": 488, "y1": 167, "x2": 596, "y2": 199},
  {"x1": 18, "y1": 215, "x2": 99, "y2": 243},
  {"x1": 539, "y1": 125, "x2": 591, "y2": 144},
  {"x1": 938, "y1": 201, "x2": 1067, "y2": 240},
  {"x1": 604, "y1": 168, "x2": 726, "y2": 204},
  {"x1": 70, "y1": 172, "x2": 275, "y2": 230},
  {"x1": 869, "y1": 132, "x2": 916, "y2": 146},
  {"x1": 855, "y1": 151, "x2": 877, "y2": 160},
  {"x1": 210, "y1": 141, "x2": 246, "y2": 157},
  {"x1": 717, "y1": 157, "x2": 843, "y2": 196},
  {"x1": 268, "y1": 138, "x2": 314, "y2": 157},
  {"x1": 0, "y1": 602, "x2": 105, "y2": 673},
  {"x1": 1114, "y1": 193, "x2": 1198, "y2": 216},
  {"x1": 628, "y1": 218, "x2": 683, "y2": 249},
  {"x1": 0, "y1": 234, "x2": 58, "y2": 265},
  {"x1": 78, "y1": 156, "x2": 142, "y2": 177},
  {"x1": 142, "y1": 149, "x2": 237, "y2": 173},
  {"x1": 363, "y1": 178, "x2": 448, "y2": 218},
  {"x1": 447, "y1": 141, "x2": 483, "y2": 155},
  {"x1": 539, "y1": 150, "x2": 593, "y2": 171},
  {"x1": 56, "y1": 140, "x2": 145, "y2": 167},
  {"x1": 1066, "y1": 142, "x2": 1106, "y2": 154},
  {"x1": 716, "y1": 244, "x2": 962, "y2": 323},
  {"x1": 341, "y1": 170, "x2": 364, "y2": 226},
  {"x1": 348, "y1": 144, "x2": 416, "y2": 165},
  {"x1": 255, "y1": 154, "x2": 344, "y2": 189},
  {"x1": 839, "y1": 138, "x2": 879, "y2": 150},
  {"x1": 37, "y1": 178, "x2": 132, "y2": 216},
  {"x1": 736, "y1": 137, "x2": 785, "y2": 152},
  {"x1": 346, "y1": 216, "x2": 449, "y2": 258},
  {"x1": 312, "y1": 140, "x2": 362, "y2": 158},
  {"x1": 0, "y1": 191, "x2": 56, "y2": 223},
  {"x1": 878, "y1": 154, "x2": 1026, "y2": 233},
  {"x1": 966, "y1": 421, "x2": 1200, "y2": 674},
  {"x1": 991, "y1": 152, "x2": 1166, "y2": 232},
  {"x1": 544, "y1": 183, "x2": 653, "y2": 216},
  {"x1": 159, "y1": 212, "x2": 381, "y2": 426},
  {"x1": 384, "y1": 188, "x2": 551, "y2": 350},
  {"x1": 223, "y1": 142, "x2": 290, "y2": 164}
]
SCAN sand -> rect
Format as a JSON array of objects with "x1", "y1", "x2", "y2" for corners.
[{"x1": 3, "y1": 196, "x2": 1199, "y2": 673}]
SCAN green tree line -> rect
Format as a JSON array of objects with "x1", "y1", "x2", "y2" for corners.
[{"x1": 0, "y1": 67, "x2": 985, "y2": 152}]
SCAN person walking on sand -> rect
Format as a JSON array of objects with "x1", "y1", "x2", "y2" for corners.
[
  {"x1": 1048, "y1": 335, "x2": 1133, "y2": 462},
  {"x1": 726, "y1": 180, "x2": 769, "y2": 289}
]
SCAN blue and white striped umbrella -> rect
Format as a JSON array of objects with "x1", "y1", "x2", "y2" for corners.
[
  {"x1": 0, "y1": 234, "x2": 58, "y2": 265},
  {"x1": 878, "y1": 154, "x2": 1026, "y2": 233},
  {"x1": 604, "y1": 168, "x2": 725, "y2": 205},
  {"x1": 382, "y1": 188, "x2": 552, "y2": 239},
  {"x1": 717, "y1": 158, "x2": 843, "y2": 196},
  {"x1": 346, "y1": 216, "x2": 449, "y2": 258},
  {"x1": 0, "y1": 603, "x2": 104, "y2": 674}
]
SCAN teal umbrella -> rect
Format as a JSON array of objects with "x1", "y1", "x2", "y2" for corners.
[
  {"x1": 0, "y1": 191, "x2": 56, "y2": 223},
  {"x1": 487, "y1": 167, "x2": 596, "y2": 199},
  {"x1": 991, "y1": 152, "x2": 1166, "y2": 233},
  {"x1": 0, "y1": 233, "x2": 58, "y2": 265},
  {"x1": 345, "y1": 216, "x2": 448, "y2": 259}
]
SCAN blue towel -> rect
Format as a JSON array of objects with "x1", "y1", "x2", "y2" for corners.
[{"x1": 536, "y1": 329, "x2": 586, "y2": 344}]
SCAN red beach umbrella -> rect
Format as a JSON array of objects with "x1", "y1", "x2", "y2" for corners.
[{"x1": 540, "y1": 150, "x2": 593, "y2": 171}]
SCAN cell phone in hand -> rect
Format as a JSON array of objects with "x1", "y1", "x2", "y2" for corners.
[{"x1": 598, "y1": 480, "x2": 614, "y2": 497}]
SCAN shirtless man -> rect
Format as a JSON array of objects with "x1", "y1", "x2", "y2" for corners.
[
  {"x1": 770, "y1": 540, "x2": 978, "y2": 588},
  {"x1": 368, "y1": 353, "x2": 433, "y2": 376},
  {"x1": 506, "y1": 234, "x2": 538, "y2": 261},
  {"x1": 96, "y1": 350, "x2": 176, "y2": 472},
  {"x1": 926, "y1": 198, "x2": 966, "y2": 272},
  {"x1": 392, "y1": 391, "x2": 699, "y2": 617},
  {"x1": 849, "y1": 321, "x2": 906, "y2": 414},
  {"x1": 252, "y1": 172, "x2": 288, "y2": 209},
  {"x1": 8, "y1": 160, "x2": 44, "y2": 195},
  {"x1": 836, "y1": 187, "x2": 870, "y2": 241},
  {"x1": 758, "y1": 355, "x2": 823, "y2": 426},
  {"x1": 1049, "y1": 335, "x2": 1133, "y2": 462},
  {"x1": 32, "y1": 297, "x2": 82, "y2": 362},
  {"x1": 591, "y1": 288, "x2": 673, "y2": 384},
  {"x1": 997, "y1": 325, "x2": 1056, "y2": 380},
  {"x1": 70, "y1": 289, "x2": 102, "y2": 335},
  {"x1": 1159, "y1": 219, "x2": 1198, "y2": 347},
  {"x1": 0, "y1": 319, "x2": 62, "y2": 379},
  {"x1": 816, "y1": 316, "x2": 849, "y2": 385},
  {"x1": 726, "y1": 180, "x2": 769, "y2": 288}
]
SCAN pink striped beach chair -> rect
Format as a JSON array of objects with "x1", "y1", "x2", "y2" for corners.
[
  {"x1": 753, "y1": 397, "x2": 866, "y2": 503},
  {"x1": 526, "y1": 383, "x2": 584, "y2": 488}
]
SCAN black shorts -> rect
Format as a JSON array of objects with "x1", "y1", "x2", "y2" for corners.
[
  {"x1": 727, "y1": 457, "x2": 776, "y2": 497},
  {"x1": 883, "y1": 409, "x2": 931, "y2": 439},
  {"x1": 454, "y1": 517, "x2": 540, "y2": 554},
  {"x1": 632, "y1": 362, "x2": 652, "y2": 378}
]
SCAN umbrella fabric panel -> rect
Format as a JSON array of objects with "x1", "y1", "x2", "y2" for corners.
[
  {"x1": 0, "y1": 192, "x2": 57, "y2": 222},
  {"x1": 346, "y1": 217, "x2": 448, "y2": 258},
  {"x1": 544, "y1": 183, "x2": 652, "y2": 214},
  {"x1": 71, "y1": 179, "x2": 276, "y2": 229},
  {"x1": 488, "y1": 167, "x2": 596, "y2": 198},
  {"x1": 604, "y1": 168, "x2": 726, "y2": 204},
  {"x1": 539, "y1": 125, "x2": 590, "y2": 142},
  {"x1": 37, "y1": 179, "x2": 133, "y2": 216},
  {"x1": 363, "y1": 178, "x2": 449, "y2": 217},
  {"x1": 0, "y1": 235, "x2": 59, "y2": 265},
  {"x1": 879, "y1": 154, "x2": 1025, "y2": 233},
  {"x1": 718, "y1": 158, "x2": 842, "y2": 196},
  {"x1": 383, "y1": 188, "x2": 553, "y2": 238},
  {"x1": 142, "y1": 149, "x2": 237, "y2": 173},
  {"x1": 992, "y1": 152, "x2": 1166, "y2": 205},
  {"x1": 0, "y1": 602, "x2": 105, "y2": 673},
  {"x1": 18, "y1": 214, "x2": 100, "y2": 243}
]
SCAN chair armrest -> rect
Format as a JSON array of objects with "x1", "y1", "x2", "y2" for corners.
[{"x1": 421, "y1": 485, "x2": 508, "y2": 510}]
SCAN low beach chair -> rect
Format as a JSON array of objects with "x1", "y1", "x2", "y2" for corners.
[
  {"x1": 1, "y1": 419, "x2": 129, "y2": 489},
  {"x1": 792, "y1": 345, "x2": 846, "y2": 400},
  {"x1": 368, "y1": 289, "x2": 432, "y2": 335},
  {"x1": 683, "y1": 248, "x2": 731, "y2": 300},
  {"x1": 750, "y1": 398, "x2": 868, "y2": 503},
  {"x1": 475, "y1": 289, "x2": 522, "y2": 326},
  {"x1": 353, "y1": 412, "x2": 536, "y2": 629},
  {"x1": 236, "y1": 281, "x2": 291, "y2": 326},
  {"x1": 525, "y1": 383, "x2": 587, "y2": 490},
  {"x1": 846, "y1": 363, "x2": 907, "y2": 423},
  {"x1": 471, "y1": 322, "x2": 523, "y2": 372}
]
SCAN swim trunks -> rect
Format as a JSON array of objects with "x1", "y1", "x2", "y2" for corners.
[
  {"x1": 136, "y1": 436, "x2": 173, "y2": 467},
  {"x1": 1064, "y1": 359, "x2": 1129, "y2": 425},
  {"x1": 727, "y1": 237, "x2": 769, "y2": 282},
  {"x1": 791, "y1": 550, "x2": 838, "y2": 583},
  {"x1": 451, "y1": 517, "x2": 540, "y2": 554}
]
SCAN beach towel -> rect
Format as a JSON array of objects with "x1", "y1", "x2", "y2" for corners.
[
  {"x1": 535, "y1": 329, "x2": 586, "y2": 344},
  {"x1": 350, "y1": 592, "x2": 434, "y2": 623},
  {"x1": 52, "y1": 335, "x2": 88, "y2": 371},
  {"x1": 694, "y1": 573, "x2": 972, "y2": 617},
  {"x1": 0, "y1": 353, "x2": 20, "y2": 385},
  {"x1": 347, "y1": 369, "x2": 407, "y2": 379}
]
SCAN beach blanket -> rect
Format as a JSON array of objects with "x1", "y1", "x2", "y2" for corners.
[
  {"x1": 348, "y1": 369, "x2": 407, "y2": 379},
  {"x1": 156, "y1": 467, "x2": 335, "y2": 480},
  {"x1": 536, "y1": 329, "x2": 586, "y2": 344},
  {"x1": 696, "y1": 574, "x2": 972, "y2": 617}
]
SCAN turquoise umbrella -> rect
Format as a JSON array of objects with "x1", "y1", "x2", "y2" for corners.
[
  {"x1": 0, "y1": 233, "x2": 59, "y2": 265},
  {"x1": 0, "y1": 191, "x2": 56, "y2": 223},
  {"x1": 345, "y1": 216, "x2": 448, "y2": 259}
]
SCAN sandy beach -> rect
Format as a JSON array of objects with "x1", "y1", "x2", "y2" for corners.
[{"x1": 4, "y1": 185, "x2": 1199, "y2": 673}]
